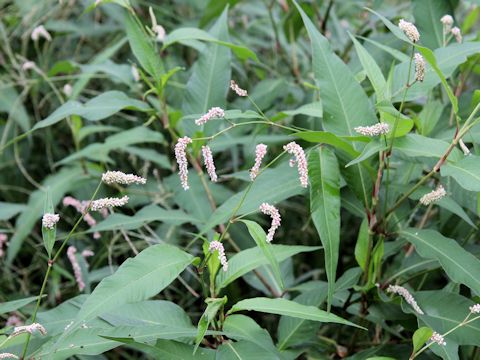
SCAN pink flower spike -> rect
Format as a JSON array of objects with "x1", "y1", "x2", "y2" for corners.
[
  {"x1": 67, "y1": 246, "x2": 85, "y2": 291},
  {"x1": 195, "y1": 107, "x2": 225, "y2": 126},
  {"x1": 209, "y1": 240, "x2": 228, "y2": 271},
  {"x1": 0, "y1": 234, "x2": 8, "y2": 258},
  {"x1": 31, "y1": 25, "x2": 52, "y2": 41},
  {"x1": 259, "y1": 203, "x2": 281, "y2": 242},
  {"x1": 283, "y1": 142, "x2": 308, "y2": 188},
  {"x1": 250, "y1": 144, "x2": 267, "y2": 180},
  {"x1": 230, "y1": 80, "x2": 248, "y2": 97},
  {"x1": 202, "y1": 146, "x2": 218, "y2": 182},
  {"x1": 175, "y1": 136, "x2": 192, "y2": 190},
  {"x1": 42, "y1": 213, "x2": 59, "y2": 229}
]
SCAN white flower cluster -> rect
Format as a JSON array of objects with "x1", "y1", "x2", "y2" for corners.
[
  {"x1": 419, "y1": 185, "x2": 446, "y2": 206},
  {"x1": 102, "y1": 171, "x2": 146, "y2": 186},
  {"x1": 398, "y1": 19, "x2": 420, "y2": 43},
  {"x1": 42, "y1": 213, "x2": 60, "y2": 229},
  {"x1": 387, "y1": 284, "x2": 424, "y2": 314},
  {"x1": 354, "y1": 123, "x2": 390, "y2": 137}
]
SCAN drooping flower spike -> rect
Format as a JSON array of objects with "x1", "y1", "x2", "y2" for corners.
[
  {"x1": 209, "y1": 240, "x2": 228, "y2": 272},
  {"x1": 419, "y1": 185, "x2": 446, "y2": 206},
  {"x1": 283, "y1": 142, "x2": 308, "y2": 188},
  {"x1": 259, "y1": 203, "x2": 281, "y2": 243},
  {"x1": 250, "y1": 144, "x2": 267, "y2": 181},
  {"x1": 354, "y1": 123, "x2": 390, "y2": 136},
  {"x1": 201, "y1": 146, "x2": 218, "y2": 182},
  {"x1": 398, "y1": 19, "x2": 420, "y2": 43},
  {"x1": 230, "y1": 80, "x2": 248, "y2": 97},
  {"x1": 386, "y1": 284, "x2": 424, "y2": 314},
  {"x1": 175, "y1": 136, "x2": 192, "y2": 190},
  {"x1": 195, "y1": 107, "x2": 225, "y2": 126},
  {"x1": 67, "y1": 246, "x2": 85, "y2": 291},
  {"x1": 31, "y1": 25, "x2": 52, "y2": 41},
  {"x1": 63, "y1": 196, "x2": 101, "y2": 239},
  {"x1": 102, "y1": 171, "x2": 146, "y2": 185}
]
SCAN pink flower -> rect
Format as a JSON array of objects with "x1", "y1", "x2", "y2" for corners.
[
  {"x1": 259, "y1": 203, "x2": 281, "y2": 242},
  {"x1": 451, "y1": 27, "x2": 462, "y2": 43},
  {"x1": 42, "y1": 213, "x2": 59, "y2": 229},
  {"x1": 398, "y1": 19, "x2": 420, "y2": 43},
  {"x1": 202, "y1": 146, "x2": 218, "y2": 182},
  {"x1": 81, "y1": 250, "x2": 94, "y2": 258},
  {"x1": 102, "y1": 171, "x2": 146, "y2": 185},
  {"x1": 250, "y1": 144, "x2": 267, "y2": 180},
  {"x1": 175, "y1": 136, "x2": 192, "y2": 190},
  {"x1": 470, "y1": 304, "x2": 480, "y2": 314},
  {"x1": 89, "y1": 196, "x2": 129, "y2": 211},
  {"x1": 63, "y1": 196, "x2": 101, "y2": 239},
  {"x1": 67, "y1": 246, "x2": 85, "y2": 291},
  {"x1": 430, "y1": 332, "x2": 446, "y2": 346},
  {"x1": 230, "y1": 80, "x2": 247, "y2": 97},
  {"x1": 283, "y1": 142, "x2": 308, "y2": 188},
  {"x1": 0, "y1": 234, "x2": 8, "y2": 258},
  {"x1": 31, "y1": 25, "x2": 51, "y2": 41},
  {"x1": 195, "y1": 107, "x2": 225, "y2": 126},
  {"x1": 6, "y1": 315, "x2": 22, "y2": 327},
  {"x1": 209, "y1": 240, "x2": 228, "y2": 271}
]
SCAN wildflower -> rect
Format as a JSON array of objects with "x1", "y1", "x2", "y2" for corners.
[
  {"x1": 0, "y1": 353, "x2": 18, "y2": 359},
  {"x1": 42, "y1": 213, "x2": 59, "y2": 229},
  {"x1": 354, "y1": 123, "x2": 390, "y2": 136},
  {"x1": 131, "y1": 65, "x2": 140, "y2": 82},
  {"x1": 195, "y1": 107, "x2": 225, "y2": 126},
  {"x1": 89, "y1": 196, "x2": 129, "y2": 211},
  {"x1": 440, "y1": 15, "x2": 454, "y2": 32},
  {"x1": 22, "y1": 61, "x2": 36, "y2": 71},
  {"x1": 398, "y1": 19, "x2": 420, "y2": 43},
  {"x1": 386, "y1": 284, "x2": 424, "y2": 314},
  {"x1": 63, "y1": 84, "x2": 73, "y2": 97},
  {"x1": 0, "y1": 234, "x2": 7, "y2": 258},
  {"x1": 250, "y1": 144, "x2": 267, "y2": 180},
  {"x1": 102, "y1": 171, "x2": 146, "y2": 186},
  {"x1": 283, "y1": 142, "x2": 308, "y2": 188},
  {"x1": 67, "y1": 246, "x2": 85, "y2": 291},
  {"x1": 259, "y1": 203, "x2": 281, "y2": 242},
  {"x1": 82, "y1": 249, "x2": 94, "y2": 258},
  {"x1": 31, "y1": 25, "x2": 52, "y2": 41},
  {"x1": 430, "y1": 332, "x2": 446, "y2": 346},
  {"x1": 201, "y1": 146, "x2": 218, "y2": 182},
  {"x1": 12, "y1": 323, "x2": 47, "y2": 337},
  {"x1": 149, "y1": 7, "x2": 166, "y2": 42},
  {"x1": 459, "y1": 139, "x2": 470, "y2": 156},
  {"x1": 63, "y1": 196, "x2": 101, "y2": 239},
  {"x1": 451, "y1": 27, "x2": 462, "y2": 43},
  {"x1": 209, "y1": 240, "x2": 228, "y2": 272},
  {"x1": 6, "y1": 315, "x2": 22, "y2": 327},
  {"x1": 414, "y1": 53, "x2": 425, "y2": 82},
  {"x1": 419, "y1": 185, "x2": 446, "y2": 206},
  {"x1": 230, "y1": 80, "x2": 248, "y2": 97},
  {"x1": 469, "y1": 304, "x2": 480, "y2": 314},
  {"x1": 175, "y1": 136, "x2": 192, "y2": 190}
]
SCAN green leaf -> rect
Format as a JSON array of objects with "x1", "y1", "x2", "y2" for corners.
[
  {"x1": 294, "y1": 131, "x2": 360, "y2": 158},
  {"x1": 412, "y1": 326, "x2": 433, "y2": 354},
  {"x1": 441, "y1": 155, "x2": 480, "y2": 191},
  {"x1": 216, "y1": 245, "x2": 320, "y2": 290},
  {"x1": 125, "y1": 13, "x2": 163, "y2": 82},
  {"x1": 0, "y1": 202, "x2": 27, "y2": 220},
  {"x1": 401, "y1": 229, "x2": 480, "y2": 294},
  {"x1": 32, "y1": 91, "x2": 150, "y2": 132},
  {"x1": 228, "y1": 297, "x2": 363, "y2": 329},
  {"x1": 56, "y1": 244, "x2": 193, "y2": 345},
  {"x1": 355, "y1": 218, "x2": 369, "y2": 271},
  {"x1": 90, "y1": 204, "x2": 199, "y2": 233},
  {"x1": 217, "y1": 340, "x2": 279, "y2": 360},
  {"x1": 7, "y1": 167, "x2": 86, "y2": 263},
  {"x1": 350, "y1": 34, "x2": 389, "y2": 101},
  {"x1": 412, "y1": 0, "x2": 454, "y2": 49},
  {"x1": 394, "y1": 134, "x2": 461, "y2": 160},
  {"x1": 308, "y1": 147, "x2": 340, "y2": 311},
  {"x1": 194, "y1": 297, "x2": 227, "y2": 353},
  {"x1": 280, "y1": 101, "x2": 323, "y2": 118},
  {"x1": 223, "y1": 315, "x2": 280, "y2": 357},
  {"x1": 346, "y1": 140, "x2": 385, "y2": 168},
  {"x1": 181, "y1": 10, "x2": 231, "y2": 136},
  {"x1": 0, "y1": 296, "x2": 39, "y2": 316},
  {"x1": 163, "y1": 27, "x2": 257, "y2": 62},
  {"x1": 277, "y1": 283, "x2": 328, "y2": 350},
  {"x1": 59, "y1": 126, "x2": 163, "y2": 164},
  {"x1": 240, "y1": 220, "x2": 284, "y2": 290},
  {"x1": 41, "y1": 188, "x2": 56, "y2": 257}
]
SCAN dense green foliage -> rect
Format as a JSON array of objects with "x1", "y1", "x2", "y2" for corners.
[{"x1": 1, "y1": 0, "x2": 480, "y2": 359}]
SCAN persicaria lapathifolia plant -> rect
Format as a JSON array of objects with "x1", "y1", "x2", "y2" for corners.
[{"x1": 0, "y1": 1, "x2": 479, "y2": 359}]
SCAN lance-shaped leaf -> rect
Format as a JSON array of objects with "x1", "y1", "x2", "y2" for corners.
[
  {"x1": 41, "y1": 187, "x2": 56, "y2": 258},
  {"x1": 194, "y1": 297, "x2": 227, "y2": 353},
  {"x1": 308, "y1": 147, "x2": 340, "y2": 311},
  {"x1": 401, "y1": 229, "x2": 480, "y2": 295},
  {"x1": 441, "y1": 155, "x2": 480, "y2": 192},
  {"x1": 227, "y1": 297, "x2": 363, "y2": 329}
]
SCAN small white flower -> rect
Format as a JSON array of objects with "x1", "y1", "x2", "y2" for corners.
[
  {"x1": 440, "y1": 15, "x2": 454, "y2": 32},
  {"x1": 230, "y1": 80, "x2": 248, "y2": 97},
  {"x1": 398, "y1": 19, "x2": 420, "y2": 43},
  {"x1": 414, "y1": 53, "x2": 425, "y2": 82},
  {"x1": 31, "y1": 25, "x2": 52, "y2": 42},
  {"x1": 419, "y1": 185, "x2": 446, "y2": 206},
  {"x1": 354, "y1": 123, "x2": 390, "y2": 136},
  {"x1": 387, "y1": 284, "x2": 424, "y2": 315},
  {"x1": 469, "y1": 304, "x2": 480, "y2": 314},
  {"x1": 89, "y1": 196, "x2": 129, "y2": 211},
  {"x1": 42, "y1": 213, "x2": 60, "y2": 229},
  {"x1": 63, "y1": 84, "x2": 73, "y2": 97},
  {"x1": 430, "y1": 332, "x2": 446, "y2": 346},
  {"x1": 102, "y1": 171, "x2": 146, "y2": 185},
  {"x1": 451, "y1": 27, "x2": 462, "y2": 43}
]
